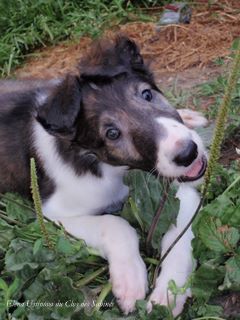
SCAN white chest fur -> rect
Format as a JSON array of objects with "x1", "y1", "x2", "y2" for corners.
[{"x1": 33, "y1": 122, "x2": 129, "y2": 219}]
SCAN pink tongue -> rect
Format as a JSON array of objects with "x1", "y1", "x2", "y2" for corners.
[{"x1": 185, "y1": 158, "x2": 202, "y2": 178}]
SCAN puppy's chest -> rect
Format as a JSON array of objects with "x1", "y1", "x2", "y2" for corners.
[
  {"x1": 43, "y1": 165, "x2": 127, "y2": 219},
  {"x1": 34, "y1": 122, "x2": 128, "y2": 219}
]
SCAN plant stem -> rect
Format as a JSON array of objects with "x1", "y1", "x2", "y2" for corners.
[
  {"x1": 30, "y1": 158, "x2": 54, "y2": 250},
  {"x1": 144, "y1": 257, "x2": 159, "y2": 265},
  {"x1": 93, "y1": 282, "x2": 112, "y2": 313},
  {"x1": 0, "y1": 211, "x2": 24, "y2": 226},
  {"x1": 76, "y1": 266, "x2": 108, "y2": 287},
  {"x1": 0, "y1": 201, "x2": 7, "y2": 207},
  {"x1": 222, "y1": 174, "x2": 240, "y2": 195},
  {"x1": 146, "y1": 180, "x2": 171, "y2": 253}
]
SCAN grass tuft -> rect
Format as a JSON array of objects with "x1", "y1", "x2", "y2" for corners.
[{"x1": 0, "y1": 0, "x2": 135, "y2": 76}]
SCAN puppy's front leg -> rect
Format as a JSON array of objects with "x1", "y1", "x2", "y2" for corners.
[
  {"x1": 149, "y1": 185, "x2": 200, "y2": 316},
  {"x1": 60, "y1": 214, "x2": 148, "y2": 314}
]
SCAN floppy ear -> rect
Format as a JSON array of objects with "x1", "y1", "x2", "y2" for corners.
[
  {"x1": 116, "y1": 36, "x2": 144, "y2": 69},
  {"x1": 36, "y1": 75, "x2": 81, "y2": 139}
]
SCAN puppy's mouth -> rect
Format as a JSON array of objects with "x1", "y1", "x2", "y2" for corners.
[{"x1": 178, "y1": 156, "x2": 207, "y2": 182}]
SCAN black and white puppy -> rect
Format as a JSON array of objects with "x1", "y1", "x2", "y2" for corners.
[{"x1": 0, "y1": 37, "x2": 207, "y2": 315}]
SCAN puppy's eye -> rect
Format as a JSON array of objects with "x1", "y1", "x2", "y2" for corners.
[
  {"x1": 142, "y1": 89, "x2": 152, "y2": 102},
  {"x1": 106, "y1": 128, "x2": 121, "y2": 140}
]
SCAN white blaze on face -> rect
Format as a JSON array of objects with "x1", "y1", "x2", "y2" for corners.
[{"x1": 155, "y1": 117, "x2": 205, "y2": 178}]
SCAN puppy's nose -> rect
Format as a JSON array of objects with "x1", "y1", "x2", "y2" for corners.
[{"x1": 174, "y1": 140, "x2": 198, "y2": 167}]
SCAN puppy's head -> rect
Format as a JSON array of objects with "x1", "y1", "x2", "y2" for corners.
[{"x1": 36, "y1": 36, "x2": 207, "y2": 182}]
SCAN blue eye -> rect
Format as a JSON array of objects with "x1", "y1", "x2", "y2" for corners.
[
  {"x1": 142, "y1": 89, "x2": 152, "y2": 102},
  {"x1": 106, "y1": 128, "x2": 121, "y2": 140}
]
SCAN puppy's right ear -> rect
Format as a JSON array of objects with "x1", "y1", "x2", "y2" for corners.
[{"x1": 36, "y1": 75, "x2": 81, "y2": 139}]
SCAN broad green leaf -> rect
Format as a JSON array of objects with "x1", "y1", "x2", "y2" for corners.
[
  {"x1": 129, "y1": 197, "x2": 144, "y2": 232},
  {"x1": 148, "y1": 304, "x2": 172, "y2": 320},
  {"x1": 192, "y1": 261, "x2": 224, "y2": 302},
  {"x1": 198, "y1": 216, "x2": 239, "y2": 253},
  {"x1": 56, "y1": 235, "x2": 75, "y2": 255},
  {"x1": 196, "y1": 304, "x2": 223, "y2": 317},
  {"x1": 123, "y1": 170, "x2": 179, "y2": 250},
  {"x1": 8, "y1": 277, "x2": 21, "y2": 297},
  {"x1": 135, "y1": 300, "x2": 148, "y2": 319},
  {"x1": 33, "y1": 238, "x2": 43, "y2": 255},
  {"x1": 0, "y1": 278, "x2": 8, "y2": 292},
  {"x1": 4, "y1": 193, "x2": 34, "y2": 224},
  {"x1": 24, "y1": 272, "x2": 84, "y2": 319},
  {"x1": 0, "y1": 219, "x2": 14, "y2": 251},
  {"x1": 201, "y1": 174, "x2": 240, "y2": 227},
  {"x1": 14, "y1": 220, "x2": 58, "y2": 242},
  {"x1": 220, "y1": 254, "x2": 240, "y2": 290},
  {"x1": 5, "y1": 239, "x2": 55, "y2": 272}
]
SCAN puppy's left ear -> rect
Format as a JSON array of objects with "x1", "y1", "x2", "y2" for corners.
[
  {"x1": 36, "y1": 75, "x2": 81, "y2": 139},
  {"x1": 116, "y1": 36, "x2": 144, "y2": 69}
]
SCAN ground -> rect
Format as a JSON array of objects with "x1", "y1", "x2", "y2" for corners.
[{"x1": 15, "y1": 1, "x2": 240, "y2": 87}]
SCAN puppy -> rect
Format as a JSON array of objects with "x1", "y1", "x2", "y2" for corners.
[{"x1": 0, "y1": 36, "x2": 207, "y2": 315}]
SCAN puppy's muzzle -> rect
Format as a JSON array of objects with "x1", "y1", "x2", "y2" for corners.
[{"x1": 174, "y1": 139, "x2": 207, "y2": 182}]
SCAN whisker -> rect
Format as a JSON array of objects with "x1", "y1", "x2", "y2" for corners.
[{"x1": 146, "y1": 167, "x2": 157, "y2": 184}]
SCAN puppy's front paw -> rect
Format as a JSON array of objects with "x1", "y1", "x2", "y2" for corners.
[
  {"x1": 147, "y1": 271, "x2": 191, "y2": 316},
  {"x1": 178, "y1": 109, "x2": 208, "y2": 129},
  {"x1": 109, "y1": 254, "x2": 148, "y2": 314},
  {"x1": 148, "y1": 285, "x2": 190, "y2": 316}
]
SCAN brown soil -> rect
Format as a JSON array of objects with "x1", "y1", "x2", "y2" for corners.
[
  {"x1": 212, "y1": 292, "x2": 240, "y2": 318},
  {"x1": 15, "y1": 0, "x2": 240, "y2": 85},
  {"x1": 156, "y1": 63, "x2": 227, "y2": 90}
]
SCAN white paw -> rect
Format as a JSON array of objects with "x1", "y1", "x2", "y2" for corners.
[
  {"x1": 148, "y1": 274, "x2": 191, "y2": 317},
  {"x1": 178, "y1": 109, "x2": 208, "y2": 129},
  {"x1": 147, "y1": 227, "x2": 193, "y2": 317},
  {"x1": 109, "y1": 254, "x2": 148, "y2": 314},
  {"x1": 147, "y1": 286, "x2": 191, "y2": 317}
]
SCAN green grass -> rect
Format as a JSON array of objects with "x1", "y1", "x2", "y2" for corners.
[
  {"x1": 0, "y1": 0, "x2": 138, "y2": 76},
  {"x1": 0, "y1": 0, "x2": 197, "y2": 76}
]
